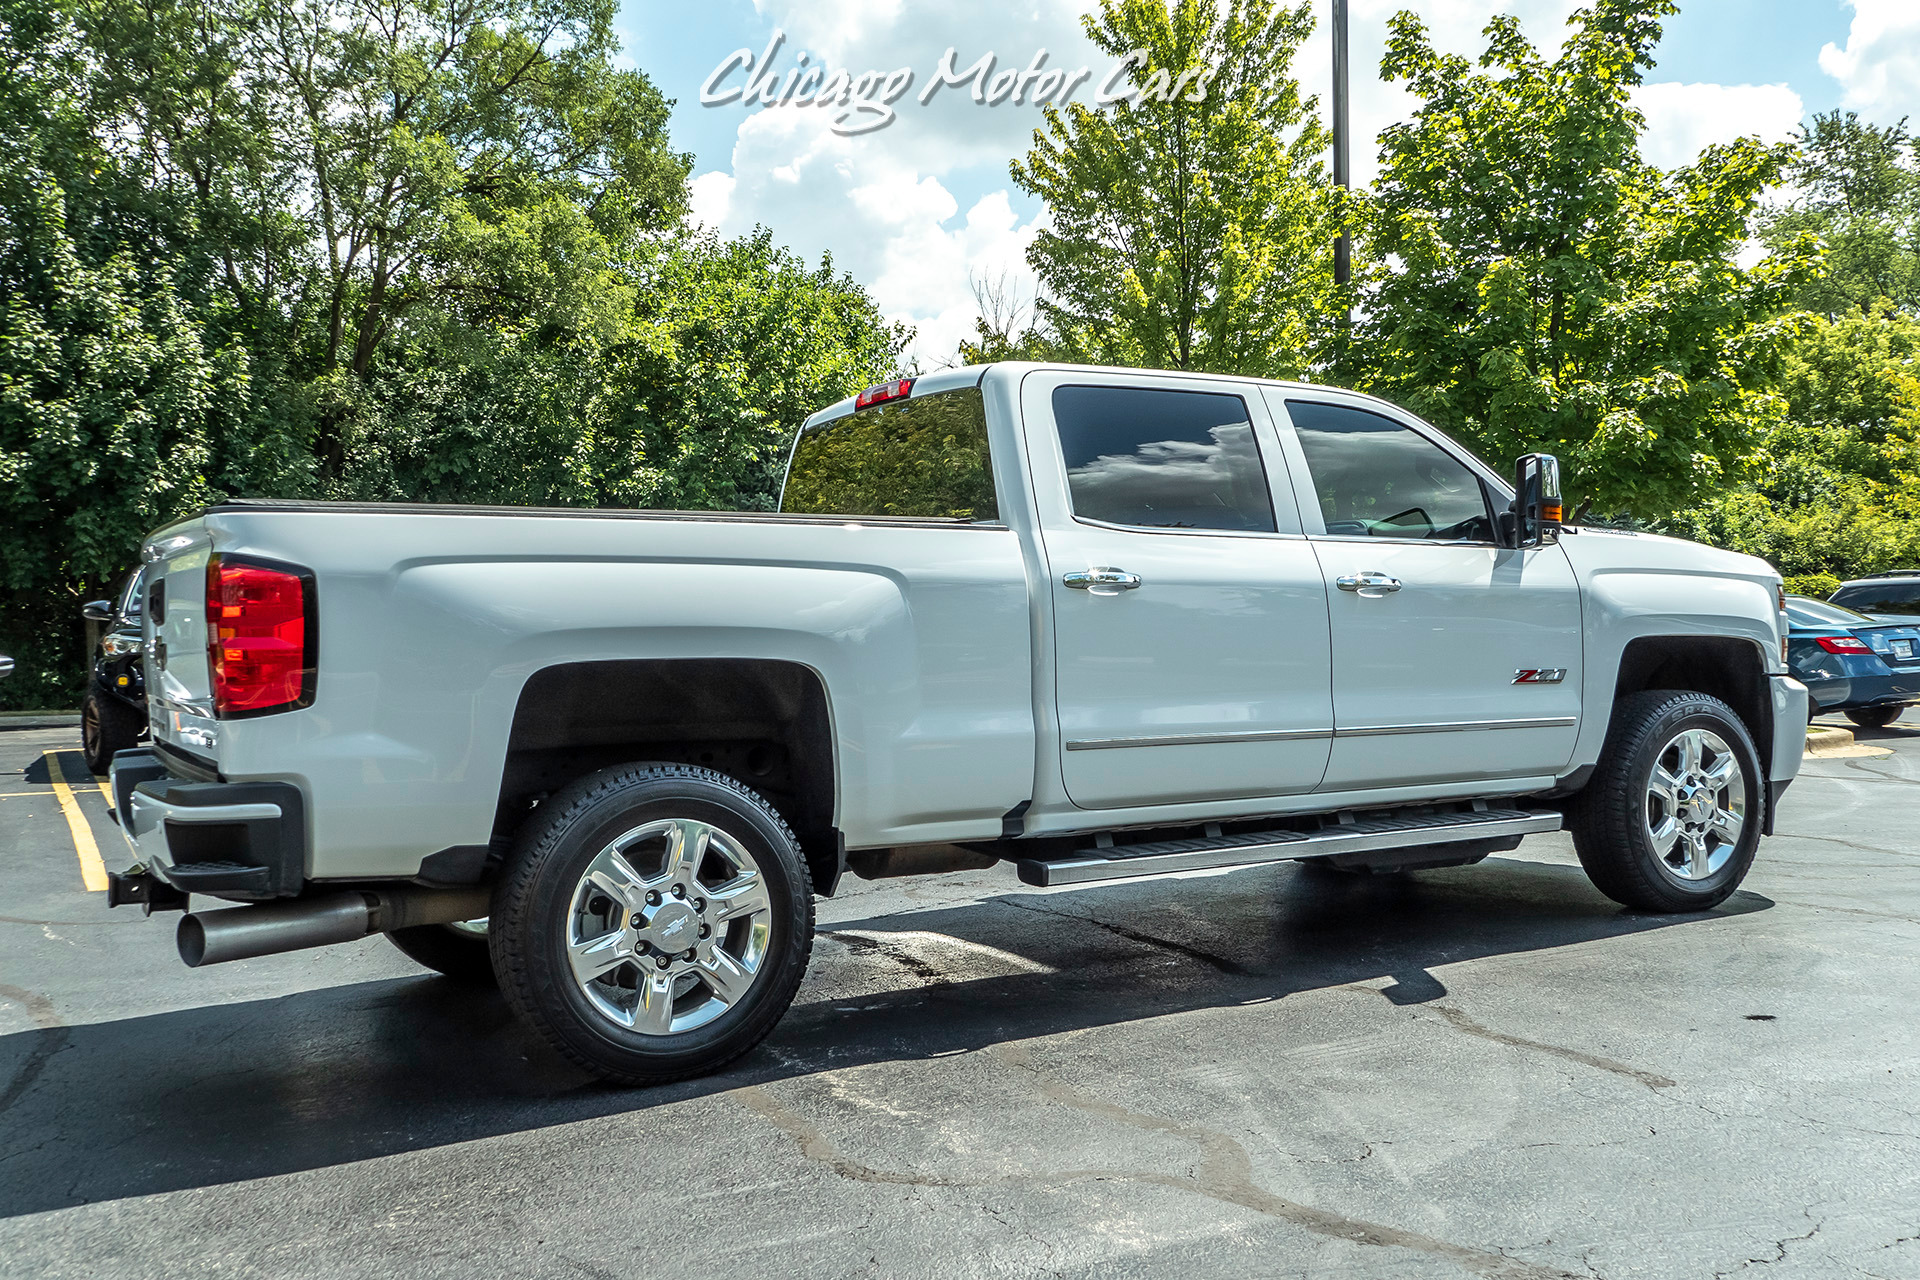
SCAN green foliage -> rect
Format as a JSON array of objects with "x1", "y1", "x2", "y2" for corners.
[
  {"x1": 1758, "y1": 112, "x2": 1920, "y2": 319},
  {"x1": 1011, "y1": 0, "x2": 1344, "y2": 377},
  {"x1": 0, "y1": 0, "x2": 903, "y2": 708},
  {"x1": 1782, "y1": 573, "x2": 1842, "y2": 600},
  {"x1": 1349, "y1": 0, "x2": 1818, "y2": 517}
]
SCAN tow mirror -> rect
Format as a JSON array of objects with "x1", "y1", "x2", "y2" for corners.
[
  {"x1": 82, "y1": 599, "x2": 114, "y2": 623},
  {"x1": 1511, "y1": 453, "x2": 1563, "y2": 547}
]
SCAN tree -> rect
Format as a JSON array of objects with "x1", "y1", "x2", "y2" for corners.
[
  {"x1": 1011, "y1": 0, "x2": 1343, "y2": 378},
  {"x1": 1759, "y1": 112, "x2": 1920, "y2": 318},
  {"x1": 1351, "y1": 0, "x2": 1819, "y2": 517}
]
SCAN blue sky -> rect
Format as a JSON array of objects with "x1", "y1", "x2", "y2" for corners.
[{"x1": 613, "y1": 1, "x2": 1918, "y2": 363}]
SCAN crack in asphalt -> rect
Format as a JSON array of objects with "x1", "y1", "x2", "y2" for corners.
[
  {"x1": 817, "y1": 930, "x2": 949, "y2": 985},
  {"x1": 998, "y1": 898, "x2": 1252, "y2": 977},
  {"x1": 1429, "y1": 1005, "x2": 1676, "y2": 1090},
  {"x1": 1709, "y1": 1213, "x2": 1823, "y2": 1279},
  {"x1": 736, "y1": 1046, "x2": 1588, "y2": 1280},
  {"x1": 1775, "y1": 832, "x2": 1920, "y2": 859},
  {"x1": 0, "y1": 984, "x2": 67, "y2": 1115}
]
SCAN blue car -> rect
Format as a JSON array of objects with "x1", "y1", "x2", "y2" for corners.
[{"x1": 1785, "y1": 595, "x2": 1920, "y2": 728}]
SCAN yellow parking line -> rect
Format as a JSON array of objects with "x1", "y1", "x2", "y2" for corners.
[{"x1": 45, "y1": 752, "x2": 109, "y2": 892}]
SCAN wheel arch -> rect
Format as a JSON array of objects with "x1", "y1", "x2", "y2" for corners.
[
  {"x1": 492, "y1": 658, "x2": 842, "y2": 895},
  {"x1": 1609, "y1": 635, "x2": 1774, "y2": 773}
]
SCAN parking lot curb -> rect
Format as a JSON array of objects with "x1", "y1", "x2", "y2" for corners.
[
  {"x1": 1805, "y1": 724, "x2": 1895, "y2": 759},
  {"x1": 0, "y1": 711, "x2": 81, "y2": 730}
]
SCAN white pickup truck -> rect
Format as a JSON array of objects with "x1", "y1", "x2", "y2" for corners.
[{"x1": 108, "y1": 362, "x2": 1809, "y2": 1083}]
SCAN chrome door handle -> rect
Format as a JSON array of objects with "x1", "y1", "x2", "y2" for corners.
[
  {"x1": 1336, "y1": 571, "x2": 1401, "y2": 597},
  {"x1": 1064, "y1": 567, "x2": 1142, "y2": 593}
]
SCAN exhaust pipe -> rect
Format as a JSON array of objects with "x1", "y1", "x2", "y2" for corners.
[{"x1": 178, "y1": 887, "x2": 491, "y2": 967}]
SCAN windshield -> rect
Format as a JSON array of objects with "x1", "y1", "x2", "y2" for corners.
[{"x1": 1830, "y1": 579, "x2": 1920, "y2": 617}]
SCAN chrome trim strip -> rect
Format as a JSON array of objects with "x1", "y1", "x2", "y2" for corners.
[
  {"x1": 1335, "y1": 716, "x2": 1577, "y2": 737},
  {"x1": 1065, "y1": 727, "x2": 1335, "y2": 751}
]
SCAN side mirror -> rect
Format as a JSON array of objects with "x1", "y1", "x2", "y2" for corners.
[
  {"x1": 82, "y1": 599, "x2": 114, "y2": 623},
  {"x1": 0, "y1": 654, "x2": 13, "y2": 679},
  {"x1": 1511, "y1": 453, "x2": 1563, "y2": 547}
]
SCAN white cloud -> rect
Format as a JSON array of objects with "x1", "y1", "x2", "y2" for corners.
[
  {"x1": 694, "y1": 107, "x2": 1044, "y2": 364},
  {"x1": 691, "y1": 1, "x2": 1822, "y2": 367},
  {"x1": 1819, "y1": 0, "x2": 1920, "y2": 119},
  {"x1": 1631, "y1": 82, "x2": 1806, "y2": 170}
]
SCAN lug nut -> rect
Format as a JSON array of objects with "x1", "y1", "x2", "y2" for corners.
[
  {"x1": 670, "y1": 884, "x2": 686, "y2": 899},
  {"x1": 693, "y1": 897, "x2": 707, "y2": 911},
  {"x1": 630, "y1": 912, "x2": 644, "y2": 928},
  {"x1": 655, "y1": 954, "x2": 671, "y2": 969},
  {"x1": 683, "y1": 949, "x2": 696, "y2": 961},
  {"x1": 698, "y1": 925, "x2": 711, "y2": 939},
  {"x1": 646, "y1": 890, "x2": 661, "y2": 906}
]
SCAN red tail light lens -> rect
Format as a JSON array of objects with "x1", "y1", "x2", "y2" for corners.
[
  {"x1": 206, "y1": 555, "x2": 314, "y2": 716},
  {"x1": 1815, "y1": 635, "x2": 1873, "y2": 655}
]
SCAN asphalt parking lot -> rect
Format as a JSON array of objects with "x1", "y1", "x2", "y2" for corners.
[{"x1": 2, "y1": 721, "x2": 1917, "y2": 1280}]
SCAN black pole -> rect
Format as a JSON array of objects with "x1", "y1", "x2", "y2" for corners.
[{"x1": 1332, "y1": 0, "x2": 1350, "y2": 288}]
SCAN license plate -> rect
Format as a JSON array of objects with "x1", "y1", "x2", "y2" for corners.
[{"x1": 1895, "y1": 639, "x2": 1916, "y2": 659}]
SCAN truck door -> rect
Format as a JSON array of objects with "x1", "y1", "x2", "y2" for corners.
[
  {"x1": 1265, "y1": 393, "x2": 1583, "y2": 792},
  {"x1": 1023, "y1": 370, "x2": 1334, "y2": 809}
]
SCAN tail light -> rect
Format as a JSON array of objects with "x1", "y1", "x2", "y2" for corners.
[
  {"x1": 855, "y1": 378, "x2": 913, "y2": 409},
  {"x1": 206, "y1": 555, "x2": 316, "y2": 717},
  {"x1": 1814, "y1": 635, "x2": 1873, "y2": 655}
]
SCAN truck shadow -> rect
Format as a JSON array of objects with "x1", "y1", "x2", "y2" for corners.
[{"x1": 0, "y1": 855, "x2": 1769, "y2": 1219}]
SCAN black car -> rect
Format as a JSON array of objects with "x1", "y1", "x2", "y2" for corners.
[
  {"x1": 80, "y1": 568, "x2": 149, "y2": 772},
  {"x1": 1785, "y1": 594, "x2": 1920, "y2": 729},
  {"x1": 1830, "y1": 569, "x2": 1920, "y2": 621}
]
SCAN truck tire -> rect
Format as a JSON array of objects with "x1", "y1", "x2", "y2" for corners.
[
  {"x1": 1568, "y1": 690, "x2": 1764, "y2": 913},
  {"x1": 1845, "y1": 706, "x2": 1902, "y2": 729},
  {"x1": 490, "y1": 763, "x2": 814, "y2": 1086},
  {"x1": 81, "y1": 692, "x2": 144, "y2": 775},
  {"x1": 387, "y1": 921, "x2": 496, "y2": 984}
]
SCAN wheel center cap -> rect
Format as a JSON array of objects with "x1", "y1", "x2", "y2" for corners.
[{"x1": 647, "y1": 901, "x2": 699, "y2": 951}]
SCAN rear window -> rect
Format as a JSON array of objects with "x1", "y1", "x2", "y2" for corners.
[
  {"x1": 780, "y1": 387, "x2": 998, "y2": 521},
  {"x1": 1785, "y1": 597, "x2": 1873, "y2": 627},
  {"x1": 1830, "y1": 580, "x2": 1920, "y2": 617}
]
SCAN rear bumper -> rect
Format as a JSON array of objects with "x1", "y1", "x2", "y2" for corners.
[{"x1": 109, "y1": 749, "x2": 306, "y2": 900}]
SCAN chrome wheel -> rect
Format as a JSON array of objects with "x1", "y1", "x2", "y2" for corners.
[
  {"x1": 1645, "y1": 728, "x2": 1745, "y2": 882},
  {"x1": 565, "y1": 817, "x2": 773, "y2": 1036}
]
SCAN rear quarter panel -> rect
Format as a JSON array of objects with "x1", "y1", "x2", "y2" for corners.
[{"x1": 188, "y1": 509, "x2": 1034, "y2": 879}]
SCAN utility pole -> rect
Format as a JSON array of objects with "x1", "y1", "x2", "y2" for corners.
[{"x1": 1331, "y1": 0, "x2": 1350, "y2": 288}]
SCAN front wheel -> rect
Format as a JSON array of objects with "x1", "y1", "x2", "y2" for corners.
[
  {"x1": 81, "y1": 692, "x2": 144, "y2": 775},
  {"x1": 490, "y1": 764, "x2": 814, "y2": 1086},
  {"x1": 1845, "y1": 706, "x2": 1903, "y2": 729},
  {"x1": 1569, "y1": 690, "x2": 1764, "y2": 913}
]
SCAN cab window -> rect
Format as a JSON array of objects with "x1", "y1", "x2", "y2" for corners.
[
  {"x1": 781, "y1": 387, "x2": 997, "y2": 521},
  {"x1": 1286, "y1": 401, "x2": 1493, "y2": 542},
  {"x1": 1051, "y1": 385, "x2": 1276, "y2": 533}
]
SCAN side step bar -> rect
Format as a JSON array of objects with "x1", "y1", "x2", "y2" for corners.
[{"x1": 1016, "y1": 806, "x2": 1564, "y2": 887}]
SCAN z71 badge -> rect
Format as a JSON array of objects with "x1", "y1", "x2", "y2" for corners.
[{"x1": 1513, "y1": 668, "x2": 1568, "y2": 684}]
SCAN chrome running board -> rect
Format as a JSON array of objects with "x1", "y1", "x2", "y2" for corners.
[{"x1": 1015, "y1": 806, "x2": 1564, "y2": 887}]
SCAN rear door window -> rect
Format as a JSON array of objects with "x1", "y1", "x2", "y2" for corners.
[{"x1": 1051, "y1": 385, "x2": 1276, "y2": 533}]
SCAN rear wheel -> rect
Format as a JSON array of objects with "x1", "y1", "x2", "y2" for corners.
[
  {"x1": 1569, "y1": 690, "x2": 1763, "y2": 912},
  {"x1": 490, "y1": 764, "x2": 814, "y2": 1086},
  {"x1": 1845, "y1": 706, "x2": 1903, "y2": 729},
  {"x1": 81, "y1": 692, "x2": 144, "y2": 775},
  {"x1": 387, "y1": 919, "x2": 495, "y2": 984}
]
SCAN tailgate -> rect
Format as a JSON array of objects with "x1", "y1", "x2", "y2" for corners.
[{"x1": 142, "y1": 524, "x2": 219, "y2": 755}]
